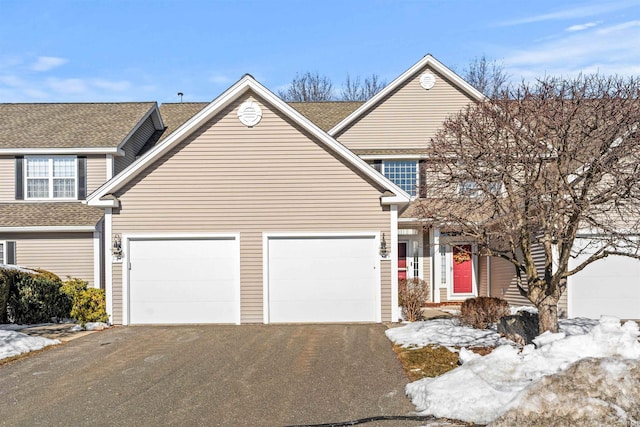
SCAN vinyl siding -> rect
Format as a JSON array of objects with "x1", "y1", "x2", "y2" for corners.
[
  {"x1": 335, "y1": 65, "x2": 474, "y2": 150},
  {"x1": 110, "y1": 92, "x2": 392, "y2": 324},
  {"x1": 114, "y1": 116, "x2": 157, "y2": 175},
  {"x1": 0, "y1": 156, "x2": 13, "y2": 202},
  {"x1": 478, "y1": 255, "x2": 489, "y2": 297},
  {"x1": 0, "y1": 232, "x2": 95, "y2": 286},
  {"x1": 488, "y1": 244, "x2": 569, "y2": 316},
  {"x1": 86, "y1": 155, "x2": 107, "y2": 194}
]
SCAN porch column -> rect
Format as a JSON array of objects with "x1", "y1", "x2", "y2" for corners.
[
  {"x1": 390, "y1": 205, "x2": 399, "y2": 322},
  {"x1": 431, "y1": 228, "x2": 441, "y2": 303}
]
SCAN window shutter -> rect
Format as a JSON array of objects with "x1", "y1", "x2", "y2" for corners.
[
  {"x1": 15, "y1": 157, "x2": 24, "y2": 200},
  {"x1": 373, "y1": 160, "x2": 382, "y2": 173},
  {"x1": 418, "y1": 160, "x2": 426, "y2": 198},
  {"x1": 77, "y1": 156, "x2": 87, "y2": 199},
  {"x1": 6, "y1": 241, "x2": 16, "y2": 265}
]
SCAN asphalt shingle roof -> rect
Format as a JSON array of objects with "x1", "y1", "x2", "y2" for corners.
[
  {"x1": 288, "y1": 101, "x2": 363, "y2": 132},
  {"x1": 0, "y1": 203, "x2": 104, "y2": 228},
  {"x1": 0, "y1": 103, "x2": 156, "y2": 149}
]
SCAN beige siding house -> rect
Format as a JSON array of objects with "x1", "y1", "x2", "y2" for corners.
[{"x1": 88, "y1": 76, "x2": 409, "y2": 324}]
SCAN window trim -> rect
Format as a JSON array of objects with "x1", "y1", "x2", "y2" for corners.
[
  {"x1": 0, "y1": 241, "x2": 5, "y2": 264},
  {"x1": 24, "y1": 156, "x2": 78, "y2": 200}
]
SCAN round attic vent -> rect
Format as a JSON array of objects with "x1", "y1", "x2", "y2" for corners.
[
  {"x1": 237, "y1": 101, "x2": 262, "y2": 127},
  {"x1": 419, "y1": 72, "x2": 436, "y2": 90}
]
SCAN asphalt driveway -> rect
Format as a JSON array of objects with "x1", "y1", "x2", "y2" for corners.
[{"x1": 0, "y1": 324, "x2": 423, "y2": 426}]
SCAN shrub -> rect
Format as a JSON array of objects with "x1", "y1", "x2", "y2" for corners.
[
  {"x1": 460, "y1": 296, "x2": 510, "y2": 329},
  {"x1": 61, "y1": 278, "x2": 108, "y2": 327},
  {"x1": 399, "y1": 278, "x2": 430, "y2": 322},
  {"x1": 5, "y1": 269, "x2": 71, "y2": 324}
]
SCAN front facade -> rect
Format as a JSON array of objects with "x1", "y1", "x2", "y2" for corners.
[{"x1": 1, "y1": 54, "x2": 633, "y2": 324}]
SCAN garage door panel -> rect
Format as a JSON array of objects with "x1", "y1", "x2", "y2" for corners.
[
  {"x1": 128, "y1": 238, "x2": 239, "y2": 324},
  {"x1": 268, "y1": 236, "x2": 379, "y2": 323},
  {"x1": 570, "y1": 241, "x2": 640, "y2": 319}
]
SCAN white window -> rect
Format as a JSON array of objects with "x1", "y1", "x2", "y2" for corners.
[
  {"x1": 25, "y1": 157, "x2": 77, "y2": 200},
  {"x1": 0, "y1": 241, "x2": 16, "y2": 265},
  {"x1": 458, "y1": 180, "x2": 502, "y2": 198},
  {"x1": 381, "y1": 160, "x2": 419, "y2": 197}
]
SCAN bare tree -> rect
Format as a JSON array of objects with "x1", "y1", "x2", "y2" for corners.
[
  {"x1": 463, "y1": 55, "x2": 509, "y2": 98},
  {"x1": 278, "y1": 71, "x2": 334, "y2": 101},
  {"x1": 416, "y1": 74, "x2": 640, "y2": 333},
  {"x1": 279, "y1": 72, "x2": 386, "y2": 102},
  {"x1": 341, "y1": 74, "x2": 387, "y2": 101}
]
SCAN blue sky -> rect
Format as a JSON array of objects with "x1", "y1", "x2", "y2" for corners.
[{"x1": 1, "y1": 0, "x2": 639, "y2": 103}]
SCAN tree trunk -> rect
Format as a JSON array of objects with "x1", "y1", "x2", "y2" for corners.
[{"x1": 537, "y1": 299, "x2": 559, "y2": 334}]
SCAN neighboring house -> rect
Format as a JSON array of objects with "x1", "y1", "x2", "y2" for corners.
[
  {"x1": 1, "y1": 54, "x2": 637, "y2": 324},
  {"x1": 0, "y1": 102, "x2": 165, "y2": 287}
]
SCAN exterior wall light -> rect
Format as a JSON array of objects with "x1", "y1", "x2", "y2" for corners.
[
  {"x1": 112, "y1": 233, "x2": 123, "y2": 258},
  {"x1": 380, "y1": 232, "x2": 389, "y2": 258}
]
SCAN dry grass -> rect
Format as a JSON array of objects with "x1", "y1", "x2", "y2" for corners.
[
  {"x1": 393, "y1": 344, "x2": 460, "y2": 381},
  {"x1": 393, "y1": 344, "x2": 496, "y2": 381}
]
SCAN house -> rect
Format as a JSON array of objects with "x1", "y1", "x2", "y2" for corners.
[{"x1": 1, "y1": 55, "x2": 637, "y2": 324}]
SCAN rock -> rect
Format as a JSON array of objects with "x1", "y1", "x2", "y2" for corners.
[{"x1": 497, "y1": 311, "x2": 539, "y2": 346}]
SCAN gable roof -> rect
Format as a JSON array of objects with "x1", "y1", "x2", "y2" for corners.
[
  {"x1": 87, "y1": 75, "x2": 411, "y2": 207},
  {"x1": 0, "y1": 102, "x2": 161, "y2": 154},
  {"x1": 328, "y1": 54, "x2": 486, "y2": 136}
]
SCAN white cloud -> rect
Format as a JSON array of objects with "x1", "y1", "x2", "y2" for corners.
[
  {"x1": 31, "y1": 56, "x2": 68, "y2": 72},
  {"x1": 503, "y1": 18, "x2": 640, "y2": 80},
  {"x1": 566, "y1": 22, "x2": 599, "y2": 32},
  {"x1": 46, "y1": 78, "x2": 88, "y2": 94},
  {"x1": 500, "y1": 0, "x2": 637, "y2": 26}
]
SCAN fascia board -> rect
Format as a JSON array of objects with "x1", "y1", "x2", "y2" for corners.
[{"x1": 328, "y1": 54, "x2": 486, "y2": 136}]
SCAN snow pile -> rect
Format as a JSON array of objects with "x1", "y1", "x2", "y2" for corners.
[
  {"x1": 0, "y1": 329, "x2": 60, "y2": 360},
  {"x1": 70, "y1": 322, "x2": 109, "y2": 331},
  {"x1": 492, "y1": 357, "x2": 640, "y2": 427},
  {"x1": 404, "y1": 317, "x2": 640, "y2": 424},
  {"x1": 386, "y1": 318, "x2": 514, "y2": 348}
]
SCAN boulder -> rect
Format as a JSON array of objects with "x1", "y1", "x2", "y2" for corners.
[{"x1": 497, "y1": 311, "x2": 539, "y2": 346}]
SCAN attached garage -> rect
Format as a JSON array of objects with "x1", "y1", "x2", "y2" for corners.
[
  {"x1": 265, "y1": 234, "x2": 380, "y2": 323},
  {"x1": 127, "y1": 236, "x2": 240, "y2": 324},
  {"x1": 568, "y1": 240, "x2": 640, "y2": 320}
]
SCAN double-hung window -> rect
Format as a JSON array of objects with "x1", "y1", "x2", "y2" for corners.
[
  {"x1": 0, "y1": 241, "x2": 16, "y2": 265},
  {"x1": 25, "y1": 157, "x2": 77, "y2": 200},
  {"x1": 379, "y1": 160, "x2": 419, "y2": 197}
]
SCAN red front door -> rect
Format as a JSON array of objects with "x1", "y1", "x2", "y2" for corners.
[
  {"x1": 453, "y1": 245, "x2": 473, "y2": 293},
  {"x1": 398, "y1": 242, "x2": 407, "y2": 281}
]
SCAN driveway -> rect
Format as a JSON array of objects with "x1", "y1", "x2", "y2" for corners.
[{"x1": 0, "y1": 324, "x2": 423, "y2": 426}]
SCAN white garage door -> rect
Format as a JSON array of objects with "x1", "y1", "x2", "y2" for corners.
[
  {"x1": 128, "y1": 237, "x2": 239, "y2": 324},
  {"x1": 569, "y1": 243, "x2": 640, "y2": 319},
  {"x1": 267, "y1": 236, "x2": 379, "y2": 323}
]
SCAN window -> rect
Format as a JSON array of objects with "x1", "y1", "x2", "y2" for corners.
[
  {"x1": 381, "y1": 160, "x2": 418, "y2": 197},
  {"x1": 458, "y1": 180, "x2": 502, "y2": 198},
  {"x1": 0, "y1": 241, "x2": 15, "y2": 265},
  {"x1": 25, "y1": 157, "x2": 77, "y2": 199}
]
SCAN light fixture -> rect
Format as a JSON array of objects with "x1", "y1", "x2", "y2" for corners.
[
  {"x1": 112, "y1": 234, "x2": 123, "y2": 258},
  {"x1": 380, "y1": 233, "x2": 389, "y2": 258}
]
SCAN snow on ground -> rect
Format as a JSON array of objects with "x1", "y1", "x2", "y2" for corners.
[
  {"x1": 0, "y1": 329, "x2": 60, "y2": 360},
  {"x1": 388, "y1": 316, "x2": 640, "y2": 425}
]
